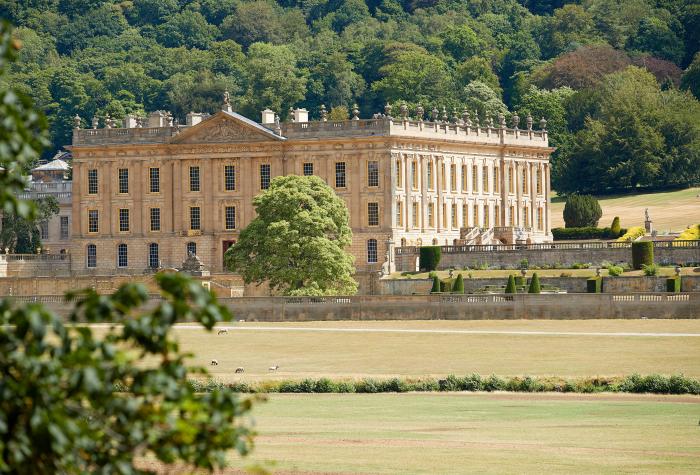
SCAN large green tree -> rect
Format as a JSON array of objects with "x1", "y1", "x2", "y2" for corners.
[
  {"x1": 225, "y1": 175, "x2": 358, "y2": 296},
  {"x1": 0, "y1": 195, "x2": 59, "y2": 253}
]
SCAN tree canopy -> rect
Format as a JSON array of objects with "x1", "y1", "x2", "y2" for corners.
[
  {"x1": 225, "y1": 175, "x2": 358, "y2": 296},
  {"x1": 2, "y1": 0, "x2": 698, "y2": 193}
]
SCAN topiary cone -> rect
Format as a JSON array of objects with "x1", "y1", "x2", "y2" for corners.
[
  {"x1": 528, "y1": 273, "x2": 541, "y2": 293},
  {"x1": 453, "y1": 273, "x2": 464, "y2": 293},
  {"x1": 505, "y1": 274, "x2": 517, "y2": 294},
  {"x1": 431, "y1": 275, "x2": 441, "y2": 293}
]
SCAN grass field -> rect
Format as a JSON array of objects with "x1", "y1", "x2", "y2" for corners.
[
  {"x1": 143, "y1": 393, "x2": 700, "y2": 474},
  {"x1": 550, "y1": 187, "x2": 700, "y2": 232},
  {"x1": 138, "y1": 319, "x2": 700, "y2": 381}
]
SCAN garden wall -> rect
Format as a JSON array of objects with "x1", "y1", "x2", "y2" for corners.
[{"x1": 21, "y1": 293, "x2": 700, "y2": 320}]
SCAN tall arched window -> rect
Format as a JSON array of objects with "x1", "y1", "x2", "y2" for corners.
[
  {"x1": 367, "y1": 239, "x2": 378, "y2": 263},
  {"x1": 86, "y1": 244, "x2": 97, "y2": 268},
  {"x1": 117, "y1": 243, "x2": 128, "y2": 268},
  {"x1": 186, "y1": 242, "x2": 197, "y2": 257},
  {"x1": 148, "y1": 243, "x2": 159, "y2": 269}
]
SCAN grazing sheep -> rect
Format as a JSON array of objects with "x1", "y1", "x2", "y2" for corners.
[
  {"x1": 217, "y1": 329, "x2": 228, "y2": 335},
  {"x1": 268, "y1": 365, "x2": 279, "y2": 371},
  {"x1": 235, "y1": 367, "x2": 245, "y2": 373},
  {"x1": 210, "y1": 359, "x2": 219, "y2": 366}
]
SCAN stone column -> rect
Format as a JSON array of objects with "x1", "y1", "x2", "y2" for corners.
[
  {"x1": 420, "y1": 155, "x2": 427, "y2": 233},
  {"x1": 403, "y1": 153, "x2": 410, "y2": 232},
  {"x1": 544, "y1": 163, "x2": 551, "y2": 235},
  {"x1": 436, "y1": 156, "x2": 443, "y2": 233}
]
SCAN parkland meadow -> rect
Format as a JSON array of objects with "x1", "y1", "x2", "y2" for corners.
[{"x1": 147, "y1": 319, "x2": 700, "y2": 381}]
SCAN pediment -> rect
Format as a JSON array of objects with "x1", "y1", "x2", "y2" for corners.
[{"x1": 170, "y1": 110, "x2": 285, "y2": 144}]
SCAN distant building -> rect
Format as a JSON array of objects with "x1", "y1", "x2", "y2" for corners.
[
  {"x1": 68, "y1": 98, "x2": 553, "y2": 277},
  {"x1": 17, "y1": 153, "x2": 73, "y2": 253}
]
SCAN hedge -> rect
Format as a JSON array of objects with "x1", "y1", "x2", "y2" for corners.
[
  {"x1": 587, "y1": 277, "x2": 602, "y2": 293},
  {"x1": 617, "y1": 226, "x2": 645, "y2": 242},
  {"x1": 430, "y1": 275, "x2": 440, "y2": 293},
  {"x1": 180, "y1": 374, "x2": 700, "y2": 395},
  {"x1": 452, "y1": 273, "x2": 464, "y2": 293},
  {"x1": 528, "y1": 273, "x2": 541, "y2": 293},
  {"x1": 666, "y1": 276, "x2": 681, "y2": 293},
  {"x1": 419, "y1": 246, "x2": 441, "y2": 271},
  {"x1": 631, "y1": 241, "x2": 654, "y2": 269},
  {"x1": 505, "y1": 275, "x2": 517, "y2": 293},
  {"x1": 552, "y1": 226, "x2": 623, "y2": 240}
]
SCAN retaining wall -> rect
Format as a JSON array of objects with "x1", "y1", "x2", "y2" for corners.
[
  {"x1": 11, "y1": 293, "x2": 699, "y2": 320},
  {"x1": 379, "y1": 275, "x2": 700, "y2": 295},
  {"x1": 395, "y1": 241, "x2": 700, "y2": 272}
]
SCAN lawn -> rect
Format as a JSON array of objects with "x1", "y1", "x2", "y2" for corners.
[
  {"x1": 146, "y1": 319, "x2": 700, "y2": 381},
  {"x1": 550, "y1": 187, "x2": 700, "y2": 232},
  {"x1": 151, "y1": 393, "x2": 700, "y2": 474}
]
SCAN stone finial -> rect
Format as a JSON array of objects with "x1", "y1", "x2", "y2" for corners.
[
  {"x1": 384, "y1": 103, "x2": 393, "y2": 119},
  {"x1": 166, "y1": 112, "x2": 174, "y2": 127},
  {"x1": 136, "y1": 116, "x2": 145, "y2": 128},
  {"x1": 73, "y1": 114, "x2": 81, "y2": 129},
  {"x1": 441, "y1": 106, "x2": 448, "y2": 123},
  {"x1": 431, "y1": 106, "x2": 439, "y2": 122},
  {"x1": 462, "y1": 109, "x2": 470, "y2": 126},
  {"x1": 512, "y1": 111, "x2": 520, "y2": 129},
  {"x1": 91, "y1": 116, "x2": 99, "y2": 129},
  {"x1": 104, "y1": 114, "x2": 113, "y2": 129},
  {"x1": 486, "y1": 116, "x2": 493, "y2": 128},
  {"x1": 320, "y1": 104, "x2": 328, "y2": 121},
  {"x1": 540, "y1": 117, "x2": 547, "y2": 131},
  {"x1": 526, "y1": 113, "x2": 533, "y2": 130},
  {"x1": 289, "y1": 107, "x2": 294, "y2": 122},
  {"x1": 352, "y1": 103, "x2": 360, "y2": 120},
  {"x1": 274, "y1": 114, "x2": 281, "y2": 134},
  {"x1": 222, "y1": 90, "x2": 233, "y2": 112},
  {"x1": 473, "y1": 110, "x2": 480, "y2": 127},
  {"x1": 416, "y1": 104, "x2": 424, "y2": 121},
  {"x1": 400, "y1": 103, "x2": 408, "y2": 120},
  {"x1": 452, "y1": 108, "x2": 460, "y2": 124},
  {"x1": 498, "y1": 112, "x2": 506, "y2": 128}
]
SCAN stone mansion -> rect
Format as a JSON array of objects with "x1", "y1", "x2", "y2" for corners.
[{"x1": 67, "y1": 98, "x2": 553, "y2": 275}]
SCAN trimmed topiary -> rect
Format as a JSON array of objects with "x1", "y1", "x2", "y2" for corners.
[
  {"x1": 666, "y1": 276, "x2": 681, "y2": 293},
  {"x1": 514, "y1": 275, "x2": 525, "y2": 286},
  {"x1": 505, "y1": 275, "x2": 517, "y2": 294},
  {"x1": 440, "y1": 280, "x2": 452, "y2": 293},
  {"x1": 420, "y1": 246, "x2": 442, "y2": 271},
  {"x1": 563, "y1": 194, "x2": 602, "y2": 228},
  {"x1": 587, "y1": 277, "x2": 602, "y2": 293},
  {"x1": 610, "y1": 216, "x2": 621, "y2": 237},
  {"x1": 430, "y1": 275, "x2": 440, "y2": 293},
  {"x1": 631, "y1": 241, "x2": 654, "y2": 270},
  {"x1": 528, "y1": 273, "x2": 541, "y2": 293},
  {"x1": 452, "y1": 273, "x2": 464, "y2": 293}
]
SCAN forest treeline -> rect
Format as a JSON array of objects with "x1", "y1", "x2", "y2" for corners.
[{"x1": 2, "y1": 0, "x2": 699, "y2": 193}]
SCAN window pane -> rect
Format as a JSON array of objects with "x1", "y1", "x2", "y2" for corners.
[
  {"x1": 368, "y1": 161, "x2": 379, "y2": 187},
  {"x1": 150, "y1": 168, "x2": 160, "y2": 193},
  {"x1": 148, "y1": 243, "x2": 159, "y2": 269},
  {"x1": 190, "y1": 207, "x2": 201, "y2": 230},
  {"x1": 225, "y1": 165, "x2": 236, "y2": 191},
  {"x1": 367, "y1": 239, "x2": 378, "y2": 263},
  {"x1": 335, "y1": 162, "x2": 346, "y2": 188},
  {"x1": 87, "y1": 244, "x2": 96, "y2": 268},
  {"x1": 187, "y1": 242, "x2": 197, "y2": 257},
  {"x1": 260, "y1": 164, "x2": 271, "y2": 190},
  {"x1": 225, "y1": 206, "x2": 236, "y2": 230},
  {"x1": 60, "y1": 216, "x2": 69, "y2": 239},
  {"x1": 303, "y1": 162, "x2": 313, "y2": 176},
  {"x1": 190, "y1": 166, "x2": 200, "y2": 192},
  {"x1": 118, "y1": 168, "x2": 129, "y2": 194},
  {"x1": 119, "y1": 209, "x2": 129, "y2": 232},
  {"x1": 150, "y1": 208, "x2": 160, "y2": 231},
  {"x1": 88, "y1": 169, "x2": 98, "y2": 194},
  {"x1": 367, "y1": 202, "x2": 379, "y2": 226},
  {"x1": 88, "y1": 210, "x2": 99, "y2": 233},
  {"x1": 117, "y1": 244, "x2": 128, "y2": 268}
]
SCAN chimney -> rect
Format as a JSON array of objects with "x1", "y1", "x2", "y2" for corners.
[
  {"x1": 186, "y1": 112, "x2": 207, "y2": 126},
  {"x1": 261, "y1": 109, "x2": 275, "y2": 124},
  {"x1": 148, "y1": 111, "x2": 167, "y2": 128},
  {"x1": 123, "y1": 114, "x2": 138, "y2": 128},
  {"x1": 293, "y1": 108, "x2": 308, "y2": 123}
]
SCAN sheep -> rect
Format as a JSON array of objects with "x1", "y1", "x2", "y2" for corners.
[
  {"x1": 235, "y1": 367, "x2": 245, "y2": 373},
  {"x1": 210, "y1": 359, "x2": 219, "y2": 366},
  {"x1": 217, "y1": 329, "x2": 228, "y2": 335},
  {"x1": 268, "y1": 365, "x2": 279, "y2": 371}
]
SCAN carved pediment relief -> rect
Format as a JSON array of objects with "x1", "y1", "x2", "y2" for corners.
[{"x1": 171, "y1": 111, "x2": 283, "y2": 145}]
